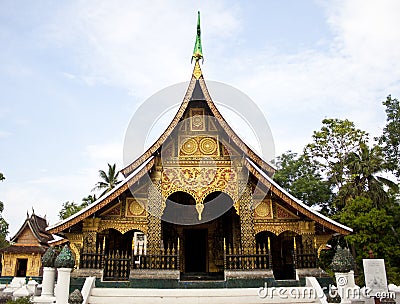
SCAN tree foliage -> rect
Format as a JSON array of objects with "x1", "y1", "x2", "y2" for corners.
[
  {"x1": 273, "y1": 151, "x2": 333, "y2": 214},
  {"x1": 342, "y1": 143, "x2": 398, "y2": 208},
  {"x1": 58, "y1": 201, "x2": 82, "y2": 220},
  {"x1": 377, "y1": 95, "x2": 400, "y2": 177},
  {"x1": 335, "y1": 196, "x2": 400, "y2": 284},
  {"x1": 92, "y1": 163, "x2": 121, "y2": 197},
  {"x1": 58, "y1": 194, "x2": 97, "y2": 220},
  {"x1": 0, "y1": 172, "x2": 9, "y2": 249},
  {"x1": 276, "y1": 109, "x2": 399, "y2": 284},
  {"x1": 304, "y1": 118, "x2": 368, "y2": 193}
]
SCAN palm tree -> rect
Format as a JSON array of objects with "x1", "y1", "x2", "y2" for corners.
[
  {"x1": 92, "y1": 163, "x2": 121, "y2": 197},
  {"x1": 344, "y1": 143, "x2": 398, "y2": 207}
]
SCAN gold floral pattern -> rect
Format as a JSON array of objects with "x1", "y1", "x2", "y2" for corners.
[{"x1": 161, "y1": 167, "x2": 238, "y2": 205}]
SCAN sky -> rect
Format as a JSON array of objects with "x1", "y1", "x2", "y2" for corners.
[{"x1": 1, "y1": 0, "x2": 400, "y2": 235}]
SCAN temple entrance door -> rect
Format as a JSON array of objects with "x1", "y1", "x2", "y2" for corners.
[
  {"x1": 271, "y1": 231, "x2": 296, "y2": 280},
  {"x1": 16, "y1": 258, "x2": 27, "y2": 277},
  {"x1": 184, "y1": 229, "x2": 207, "y2": 273}
]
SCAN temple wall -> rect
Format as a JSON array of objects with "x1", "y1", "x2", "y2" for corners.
[{"x1": 1, "y1": 252, "x2": 42, "y2": 277}]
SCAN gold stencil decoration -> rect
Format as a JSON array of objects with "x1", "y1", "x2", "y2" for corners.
[
  {"x1": 192, "y1": 115, "x2": 203, "y2": 128},
  {"x1": 179, "y1": 136, "x2": 219, "y2": 157},
  {"x1": 190, "y1": 108, "x2": 205, "y2": 131},
  {"x1": 255, "y1": 199, "x2": 273, "y2": 218},
  {"x1": 127, "y1": 198, "x2": 145, "y2": 216},
  {"x1": 100, "y1": 203, "x2": 122, "y2": 217},
  {"x1": 199, "y1": 137, "x2": 217, "y2": 155},
  {"x1": 181, "y1": 138, "x2": 198, "y2": 155},
  {"x1": 276, "y1": 204, "x2": 299, "y2": 219},
  {"x1": 161, "y1": 167, "x2": 238, "y2": 205}
]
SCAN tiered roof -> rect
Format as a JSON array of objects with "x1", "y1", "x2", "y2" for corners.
[{"x1": 1, "y1": 212, "x2": 53, "y2": 254}]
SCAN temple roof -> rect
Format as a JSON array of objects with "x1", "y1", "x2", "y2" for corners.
[
  {"x1": 0, "y1": 213, "x2": 53, "y2": 253},
  {"x1": 47, "y1": 13, "x2": 352, "y2": 236}
]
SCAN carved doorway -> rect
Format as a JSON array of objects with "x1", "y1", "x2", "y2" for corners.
[
  {"x1": 16, "y1": 258, "x2": 27, "y2": 277},
  {"x1": 184, "y1": 228, "x2": 208, "y2": 273},
  {"x1": 271, "y1": 231, "x2": 297, "y2": 280}
]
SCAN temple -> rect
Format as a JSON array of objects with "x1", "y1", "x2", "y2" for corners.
[
  {"x1": 1, "y1": 212, "x2": 53, "y2": 277},
  {"x1": 47, "y1": 12, "x2": 352, "y2": 283}
]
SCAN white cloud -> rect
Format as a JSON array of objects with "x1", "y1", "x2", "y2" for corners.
[
  {"x1": 41, "y1": 1, "x2": 241, "y2": 99},
  {"x1": 222, "y1": 1, "x2": 400, "y2": 154}
]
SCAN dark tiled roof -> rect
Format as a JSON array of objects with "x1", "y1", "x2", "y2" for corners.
[
  {"x1": 0, "y1": 245, "x2": 47, "y2": 254},
  {"x1": 11, "y1": 213, "x2": 54, "y2": 245}
]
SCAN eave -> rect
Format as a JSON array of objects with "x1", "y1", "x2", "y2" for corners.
[
  {"x1": 245, "y1": 158, "x2": 352, "y2": 235},
  {"x1": 47, "y1": 157, "x2": 155, "y2": 234}
]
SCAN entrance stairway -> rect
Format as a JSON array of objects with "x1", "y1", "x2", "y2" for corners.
[{"x1": 86, "y1": 287, "x2": 322, "y2": 304}]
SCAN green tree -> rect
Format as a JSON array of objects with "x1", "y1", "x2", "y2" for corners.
[
  {"x1": 82, "y1": 194, "x2": 97, "y2": 207},
  {"x1": 342, "y1": 143, "x2": 398, "y2": 207},
  {"x1": 0, "y1": 173, "x2": 9, "y2": 249},
  {"x1": 58, "y1": 194, "x2": 97, "y2": 220},
  {"x1": 58, "y1": 201, "x2": 82, "y2": 220},
  {"x1": 92, "y1": 163, "x2": 121, "y2": 197},
  {"x1": 377, "y1": 95, "x2": 400, "y2": 177},
  {"x1": 273, "y1": 151, "x2": 333, "y2": 214},
  {"x1": 304, "y1": 118, "x2": 368, "y2": 209},
  {"x1": 335, "y1": 196, "x2": 400, "y2": 284}
]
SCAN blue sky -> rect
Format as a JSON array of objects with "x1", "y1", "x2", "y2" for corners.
[{"x1": 1, "y1": 0, "x2": 400, "y2": 235}]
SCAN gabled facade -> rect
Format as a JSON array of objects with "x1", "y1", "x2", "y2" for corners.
[
  {"x1": 1, "y1": 213, "x2": 53, "y2": 277},
  {"x1": 47, "y1": 13, "x2": 351, "y2": 282}
]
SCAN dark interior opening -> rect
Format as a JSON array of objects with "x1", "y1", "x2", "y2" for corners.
[{"x1": 16, "y1": 258, "x2": 28, "y2": 277}]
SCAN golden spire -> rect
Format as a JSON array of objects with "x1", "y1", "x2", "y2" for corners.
[{"x1": 192, "y1": 11, "x2": 203, "y2": 80}]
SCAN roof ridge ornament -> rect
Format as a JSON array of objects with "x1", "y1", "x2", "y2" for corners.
[
  {"x1": 191, "y1": 11, "x2": 203, "y2": 80},
  {"x1": 191, "y1": 11, "x2": 203, "y2": 63}
]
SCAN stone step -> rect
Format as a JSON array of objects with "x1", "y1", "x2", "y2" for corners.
[{"x1": 88, "y1": 287, "x2": 319, "y2": 304}]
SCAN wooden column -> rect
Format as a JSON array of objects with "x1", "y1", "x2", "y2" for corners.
[
  {"x1": 239, "y1": 181, "x2": 256, "y2": 254},
  {"x1": 82, "y1": 218, "x2": 100, "y2": 254},
  {"x1": 147, "y1": 182, "x2": 163, "y2": 254}
]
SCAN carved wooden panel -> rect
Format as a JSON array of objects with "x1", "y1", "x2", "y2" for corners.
[
  {"x1": 161, "y1": 167, "x2": 238, "y2": 205},
  {"x1": 179, "y1": 136, "x2": 219, "y2": 157},
  {"x1": 100, "y1": 203, "x2": 122, "y2": 217},
  {"x1": 254, "y1": 199, "x2": 273, "y2": 219},
  {"x1": 190, "y1": 108, "x2": 205, "y2": 131},
  {"x1": 275, "y1": 204, "x2": 299, "y2": 219},
  {"x1": 125, "y1": 198, "x2": 146, "y2": 217}
]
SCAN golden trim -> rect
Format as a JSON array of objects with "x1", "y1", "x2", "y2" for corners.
[
  {"x1": 100, "y1": 202, "x2": 122, "y2": 217},
  {"x1": 254, "y1": 199, "x2": 273, "y2": 218},
  {"x1": 97, "y1": 219, "x2": 148, "y2": 235},
  {"x1": 125, "y1": 198, "x2": 146, "y2": 217},
  {"x1": 193, "y1": 61, "x2": 202, "y2": 79},
  {"x1": 254, "y1": 221, "x2": 302, "y2": 236}
]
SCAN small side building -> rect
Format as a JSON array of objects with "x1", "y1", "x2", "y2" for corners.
[{"x1": 0, "y1": 212, "x2": 53, "y2": 277}]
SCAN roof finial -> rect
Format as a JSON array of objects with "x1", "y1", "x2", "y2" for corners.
[{"x1": 191, "y1": 11, "x2": 203, "y2": 63}]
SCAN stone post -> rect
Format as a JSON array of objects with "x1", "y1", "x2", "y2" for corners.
[
  {"x1": 38, "y1": 268, "x2": 56, "y2": 302},
  {"x1": 54, "y1": 245, "x2": 76, "y2": 304},
  {"x1": 56, "y1": 268, "x2": 72, "y2": 304},
  {"x1": 35, "y1": 247, "x2": 58, "y2": 304}
]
